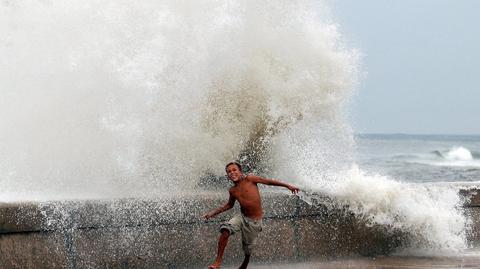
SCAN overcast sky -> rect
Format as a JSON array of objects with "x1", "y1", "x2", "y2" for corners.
[{"x1": 332, "y1": 0, "x2": 480, "y2": 135}]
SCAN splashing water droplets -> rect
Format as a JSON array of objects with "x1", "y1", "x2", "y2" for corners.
[{"x1": 0, "y1": 0, "x2": 469, "y2": 253}]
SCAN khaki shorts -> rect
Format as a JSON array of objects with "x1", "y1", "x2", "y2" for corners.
[{"x1": 220, "y1": 214, "x2": 263, "y2": 255}]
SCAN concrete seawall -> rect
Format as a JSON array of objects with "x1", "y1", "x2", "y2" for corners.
[{"x1": 1, "y1": 189, "x2": 479, "y2": 269}]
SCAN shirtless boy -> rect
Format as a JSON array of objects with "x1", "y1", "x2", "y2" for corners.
[{"x1": 203, "y1": 162, "x2": 300, "y2": 269}]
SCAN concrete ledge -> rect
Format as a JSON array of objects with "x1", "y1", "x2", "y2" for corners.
[
  {"x1": 1, "y1": 189, "x2": 479, "y2": 269},
  {"x1": 1, "y1": 193, "x2": 298, "y2": 233}
]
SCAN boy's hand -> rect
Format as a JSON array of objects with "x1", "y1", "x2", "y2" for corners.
[{"x1": 287, "y1": 185, "x2": 300, "y2": 194}]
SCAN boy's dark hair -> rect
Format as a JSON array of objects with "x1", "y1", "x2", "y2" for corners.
[{"x1": 225, "y1": 162, "x2": 242, "y2": 172}]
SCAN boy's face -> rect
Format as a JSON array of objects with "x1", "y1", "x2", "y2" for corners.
[{"x1": 226, "y1": 164, "x2": 243, "y2": 182}]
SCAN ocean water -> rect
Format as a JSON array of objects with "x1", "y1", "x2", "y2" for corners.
[{"x1": 356, "y1": 134, "x2": 480, "y2": 183}]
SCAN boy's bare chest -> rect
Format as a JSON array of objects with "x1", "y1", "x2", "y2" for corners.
[{"x1": 231, "y1": 183, "x2": 261, "y2": 202}]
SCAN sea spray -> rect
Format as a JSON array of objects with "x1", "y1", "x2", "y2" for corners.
[
  {"x1": 0, "y1": 0, "x2": 356, "y2": 198},
  {"x1": 275, "y1": 114, "x2": 469, "y2": 251},
  {"x1": 0, "y1": 0, "x2": 469, "y2": 254},
  {"x1": 292, "y1": 163, "x2": 468, "y2": 252}
]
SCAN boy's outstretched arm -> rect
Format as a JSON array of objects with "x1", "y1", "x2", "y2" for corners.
[
  {"x1": 203, "y1": 192, "x2": 236, "y2": 220},
  {"x1": 248, "y1": 174, "x2": 300, "y2": 194}
]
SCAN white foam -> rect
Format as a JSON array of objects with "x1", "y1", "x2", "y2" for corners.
[
  {"x1": 299, "y1": 165, "x2": 469, "y2": 252},
  {"x1": 1, "y1": 0, "x2": 470, "y2": 255},
  {"x1": 0, "y1": 0, "x2": 357, "y2": 199},
  {"x1": 446, "y1": 147, "x2": 474, "y2": 161}
]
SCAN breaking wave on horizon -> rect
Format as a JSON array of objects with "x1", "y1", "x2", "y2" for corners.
[{"x1": 394, "y1": 146, "x2": 480, "y2": 168}]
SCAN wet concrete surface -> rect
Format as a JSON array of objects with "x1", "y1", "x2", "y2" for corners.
[
  {"x1": 224, "y1": 255, "x2": 480, "y2": 269},
  {"x1": 3, "y1": 190, "x2": 480, "y2": 268}
]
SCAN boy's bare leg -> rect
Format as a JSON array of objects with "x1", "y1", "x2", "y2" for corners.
[
  {"x1": 238, "y1": 254, "x2": 250, "y2": 269},
  {"x1": 209, "y1": 229, "x2": 230, "y2": 269}
]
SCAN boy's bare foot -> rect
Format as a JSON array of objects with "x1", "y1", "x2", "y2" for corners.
[{"x1": 208, "y1": 262, "x2": 221, "y2": 269}]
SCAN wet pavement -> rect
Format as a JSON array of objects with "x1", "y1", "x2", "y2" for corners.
[{"x1": 224, "y1": 256, "x2": 480, "y2": 269}]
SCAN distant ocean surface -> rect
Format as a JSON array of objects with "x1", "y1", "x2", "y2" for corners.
[{"x1": 355, "y1": 134, "x2": 480, "y2": 183}]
